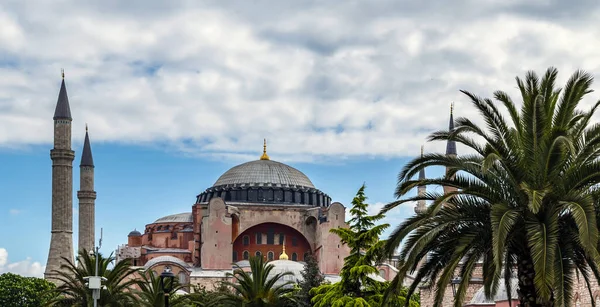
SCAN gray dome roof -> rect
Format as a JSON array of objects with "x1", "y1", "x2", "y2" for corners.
[
  {"x1": 154, "y1": 213, "x2": 193, "y2": 224},
  {"x1": 128, "y1": 229, "x2": 142, "y2": 237},
  {"x1": 144, "y1": 256, "x2": 191, "y2": 270},
  {"x1": 213, "y1": 160, "x2": 315, "y2": 188},
  {"x1": 470, "y1": 278, "x2": 518, "y2": 304}
]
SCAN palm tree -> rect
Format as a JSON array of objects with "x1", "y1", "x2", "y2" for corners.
[
  {"x1": 220, "y1": 256, "x2": 297, "y2": 307},
  {"x1": 136, "y1": 270, "x2": 190, "y2": 307},
  {"x1": 47, "y1": 249, "x2": 139, "y2": 306},
  {"x1": 383, "y1": 68, "x2": 600, "y2": 307}
]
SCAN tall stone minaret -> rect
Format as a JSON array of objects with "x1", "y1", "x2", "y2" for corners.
[
  {"x1": 443, "y1": 103, "x2": 458, "y2": 196},
  {"x1": 45, "y1": 71, "x2": 74, "y2": 283},
  {"x1": 78, "y1": 125, "x2": 96, "y2": 253},
  {"x1": 415, "y1": 145, "x2": 427, "y2": 214}
]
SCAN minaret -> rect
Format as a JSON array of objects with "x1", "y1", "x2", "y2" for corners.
[
  {"x1": 45, "y1": 71, "x2": 75, "y2": 283},
  {"x1": 78, "y1": 125, "x2": 96, "y2": 253},
  {"x1": 443, "y1": 103, "x2": 458, "y2": 196},
  {"x1": 415, "y1": 145, "x2": 427, "y2": 214}
]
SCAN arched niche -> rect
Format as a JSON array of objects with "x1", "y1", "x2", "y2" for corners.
[{"x1": 232, "y1": 222, "x2": 312, "y2": 262}]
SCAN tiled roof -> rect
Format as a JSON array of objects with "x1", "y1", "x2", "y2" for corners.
[{"x1": 213, "y1": 160, "x2": 315, "y2": 188}]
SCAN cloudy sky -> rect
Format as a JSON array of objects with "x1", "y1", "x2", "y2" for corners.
[{"x1": 2, "y1": 0, "x2": 600, "y2": 277}]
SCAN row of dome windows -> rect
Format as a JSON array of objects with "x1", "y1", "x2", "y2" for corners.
[
  {"x1": 233, "y1": 250, "x2": 309, "y2": 262},
  {"x1": 198, "y1": 188, "x2": 331, "y2": 207},
  {"x1": 242, "y1": 233, "x2": 298, "y2": 246}
]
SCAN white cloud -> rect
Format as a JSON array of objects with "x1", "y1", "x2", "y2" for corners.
[
  {"x1": 2, "y1": 1, "x2": 600, "y2": 161},
  {"x1": 0, "y1": 248, "x2": 45, "y2": 278},
  {"x1": 9, "y1": 209, "x2": 20, "y2": 215}
]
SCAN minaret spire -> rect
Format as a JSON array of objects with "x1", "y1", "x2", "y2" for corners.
[
  {"x1": 446, "y1": 103, "x2": 456, "y2": 156},
  {"x1": 415, "y1": 145, "x2": 427, "y2": 214},
  {"x1": 45, "y1": 72, "x2": 75, "y2": 284},
  {"x1": 78, "y1": 126, "x2": 97, "y2": 253},
  {"x1": 260, "y1": 138, "x2": 270, "y2": 160}
]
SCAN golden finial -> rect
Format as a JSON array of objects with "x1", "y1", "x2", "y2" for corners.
[
  {"x1": 61, "y1": 69, "x2": 65, "y2": 79},
  {"x1": 85, "y1": 123, "x2": 88, "y2": 132},
  {"x1": 260, "y1": 138, "x2": 270, "y2": 160},
  {"x1": 280, "y1": 243, "x2": 289, "y2": 260}
]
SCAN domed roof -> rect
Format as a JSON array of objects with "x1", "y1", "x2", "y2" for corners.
[
  {"x1": 267, "y1": 259, "x2": 305, "y2": 286},
  {"x1": 128, "y1": 229, "x2": 142, "y2": 237},
  {"x1": 213, "y1": 160, "x2": 315, "y2": 188},
  {"x1": 154, "y1": 213, "x2": 193, "y2": 224},
  {"x1": 470, "y1": 278, "x2": 518, "y2": 304},
  {"x1": 144, "y1": 256, "x2": 191, "y2": 270}
]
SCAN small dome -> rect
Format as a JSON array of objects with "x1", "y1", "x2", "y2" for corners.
[
  {"x1": 213, "y1": 160, "x2": 315, "y2": 188},
  {"x1": 268, "y1": 260, "x2": 305, "y2": 286},
  {"x1": 154, "y1": 213, "x2": 193, "y2": 224},
  {"x1": 128, "y1": 229, "x2": 142, "y2": 237},
  {"x1": 144, "y1": 256, "x2": 191, "y2": 270},
  {"x1": 470, "y1": 278, "x2": 518, "y2": 304}
]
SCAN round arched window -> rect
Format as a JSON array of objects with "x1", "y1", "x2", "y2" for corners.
[
  {"x1": 243, "y1": 251, "x2": 249, "y2": 260},
  {"x1": 268, "y1": 251, "x2": 274, "y2": 261},
  {"x1": 291, "y1": 253, "x2": 298, "y2": 261}
]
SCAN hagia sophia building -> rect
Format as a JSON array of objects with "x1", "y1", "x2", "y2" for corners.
[{"x1": 44, "y1": 73, "x2": 572, "y2": 306}]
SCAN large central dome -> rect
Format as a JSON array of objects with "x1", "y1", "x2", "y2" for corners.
[
  {"x1": 196, "y1": 142, "x2": 330, "y2": 207},
  {"x1": 213, "y1": 160, "x2": 315, "y2": 188}
]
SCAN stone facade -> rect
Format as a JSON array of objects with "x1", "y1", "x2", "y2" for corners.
[
  {"x1": 45, "y1": 86, "x2": 75, "y2": 284},
  {"x1": 77, "y1": 166, "x2": 96, "y2": 252}
]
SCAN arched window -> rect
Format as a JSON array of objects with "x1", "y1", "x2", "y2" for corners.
[
  {"x1": 256, "y1": 233, "x2": 262, "y2": 244},
  {"x1": 232, "y1": 251, "x2": 238, "y2": 262},
  {"x1": 268, "y1": 251, "x2": 274, "y2": 261},
  {"x1": 256, "y1": 251, "x2": 262, "y2": 258},
  {"x1": 157, "y1": 226, "x2": 162, "y2": 231},
  {"x1": 279, "y1": 233, "x2": 285, "y2": 245},
  {"x1": 171, "y1": 232, "x2": 178, "y2": 240},
  {"x1": 243, "y1": 251, "x2": 249, "y2": 260},
  {"x1": 178, "y1": 272, "x2": 188, "y2": 285},
  {"x1": 292, "y1": 253, "x2": 298, "y2": 261},
  {"x1": 379, "y1": 269, "x2": 386, "y2": 278},
  {"x1": 243, "y1": 235, "x2": 250, "y2": 246}
]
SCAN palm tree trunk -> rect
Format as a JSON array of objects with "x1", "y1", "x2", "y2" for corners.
[{"x1": 517, "y1": 252, "x2": 553, "y2": 307}]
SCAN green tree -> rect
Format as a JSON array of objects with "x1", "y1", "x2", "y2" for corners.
[
  {"x1": 136, "y1": 270, "x2": 189, "y2": 307},
  {"x1": 0, "y1": 272, "x2": 57, "y2": 307},
  {"x1": 187, "y1": 283, "x2": 228, "y2": 306},
  {"x1": 220, "y1": 256, "x2": 297, "y2": 307},
  {"x1": 311, "y1": 184, "x2": 419, "y2": 307},
  {"x1": 47, "y1": 249, "x2": 139, "y2": 306},
  {"x1": 296, "y1": 254, "x2": 324, "y2": 306},
  {"x1": 383, "y1": 68, "x2": 600, "y2": 307}
]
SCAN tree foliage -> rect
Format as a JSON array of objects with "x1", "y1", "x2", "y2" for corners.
[
  {"x1": 46, "y1": 249, "x2": 139, "y2": 306},
  {"x1": 0, "y1": 273, "x2": 57, "y2": 307},
  {"x1": 221, "y1": 256, "x2": 297, "y2": 306},
  {"x1": 296, "y1": 254, "x2": 324, "y2": 306},
  {"x1": 135, "y1": 270, "x2": 189, "y2": 307},
  {"x1": 383, "y1": 67, "x2": 600, "y2": 307},
  {"x1": 312, "y1": 184, "x2": 419, "y2": 307}
]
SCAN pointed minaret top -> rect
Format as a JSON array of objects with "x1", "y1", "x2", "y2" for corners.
[
  {"x1": 80, "y1": 127, "x2": 94, "y2": 167},
  {"x1": 53, "y1": 71, "x2": 72, "y2": 120},
  {"x1": 446, "y1": 103, "x2": 457, "y2": 155},
  {"x1": 260, "y1": 138, "x2": 270, "y2": 160},
  {"x1": 280, "y1": 243, "x2": 289, "y2": 260}
]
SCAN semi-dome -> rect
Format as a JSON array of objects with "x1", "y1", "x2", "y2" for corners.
[
  {"x1": 196, "y1": 143, "x2": 331, "y2": 207},
  {"x1": 213, "y1": 159, "x2": 315, "y2": 188},
  {"x1": 154, "y1": 213, "x2": 193, "y2": 224}
]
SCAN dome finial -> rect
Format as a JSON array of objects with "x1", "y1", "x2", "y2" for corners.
[
  {"x1": 450, "y1": 102, "x2": 454, "y2": 115},
  {"x1": 280, "y1": 243, "x2": 289, "y2": 260},
  {"x1": 85, "y1": 123, "x2": 88, "y2": 132},
  {"x1": 260, "y1": 138, "x2": 270, "y2": 160}
]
